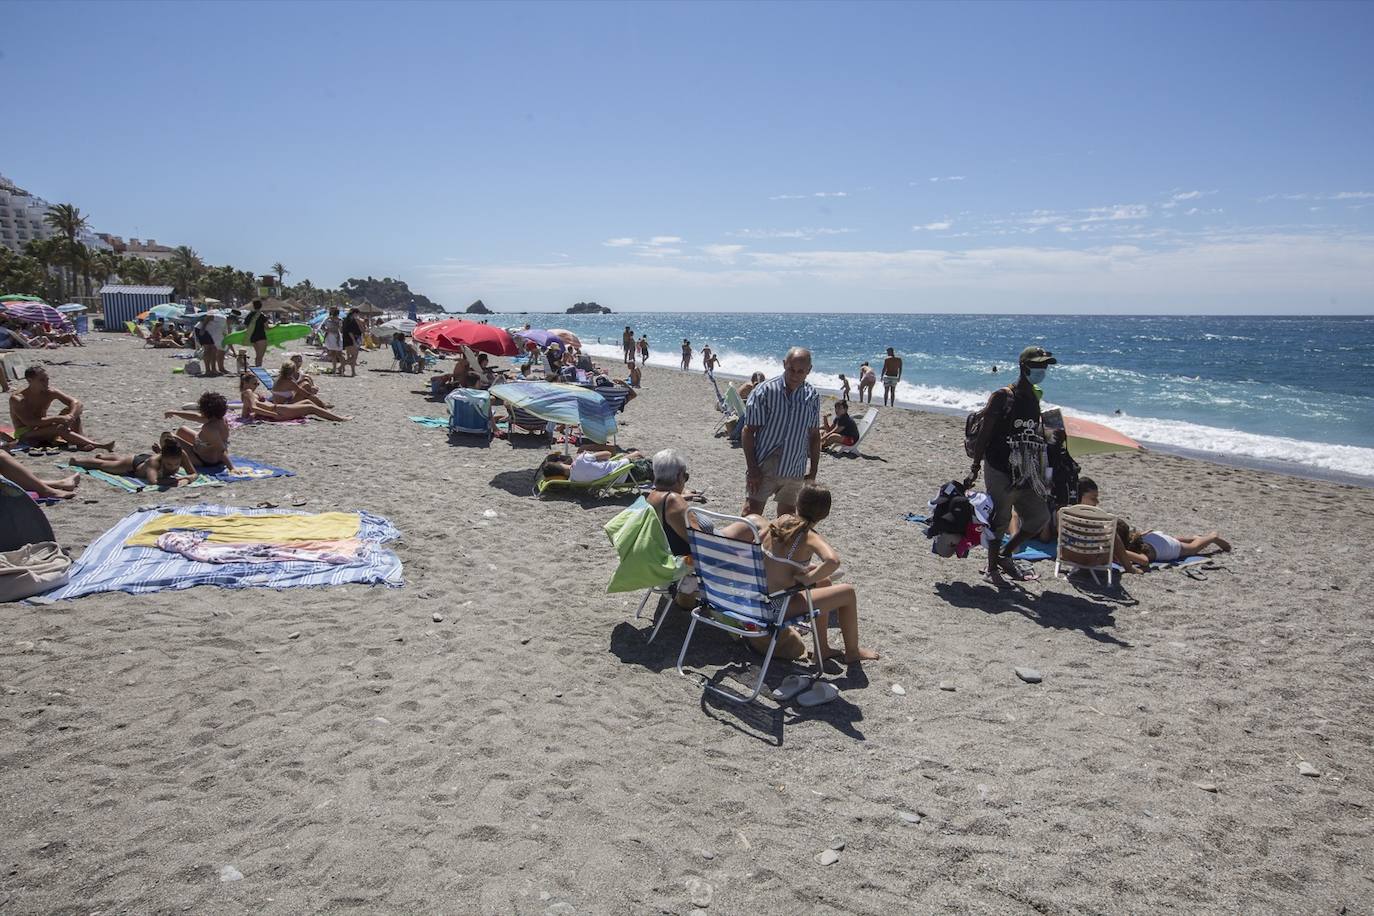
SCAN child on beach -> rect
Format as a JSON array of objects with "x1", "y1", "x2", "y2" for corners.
[
  {"x1": 838, "y1": 373, "x2": 851, "y2": 403},
  {"x1": 821, "y1": 399, "x2": 860, "y2": 450},
  {"x1": 164, "y1": 391, "x2": 235, "y2": 470},
  {"x1": 71, "y1": 433, "x2": 197, "y2": 488}
]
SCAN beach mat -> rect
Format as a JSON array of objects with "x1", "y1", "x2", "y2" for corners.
[
  {"x1": 33, "y1": 504, "x2": 403, "y2": 602},
  {"x1": 902, "y1": 514, "x2": 1212, "y2": 570}
]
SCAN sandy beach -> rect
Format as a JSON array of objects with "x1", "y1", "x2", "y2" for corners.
[{"x1": 3, "y1": 334, "x2": 1373, "y2": 914}]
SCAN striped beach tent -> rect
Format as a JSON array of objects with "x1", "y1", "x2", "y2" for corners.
[{"x1": 99, "y1": 285, "x2": 174, "y2": 330}]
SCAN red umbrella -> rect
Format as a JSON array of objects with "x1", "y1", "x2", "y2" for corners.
[{"x1": 413, "y1": 318, "x2": 518, "y2": 356}]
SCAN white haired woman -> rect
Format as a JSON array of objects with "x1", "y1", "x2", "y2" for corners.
[{"x1": 646, "y1": 448, "x2": 693, "y2": 558}]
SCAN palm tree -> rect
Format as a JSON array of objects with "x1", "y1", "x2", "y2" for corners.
[
  {"x1": 43, "y1": 203, "x2": 89, "y2": 300},
  {"x1": 271, "y1": 262, "x2": 288, "y2": 291},
  {"x1": 22, "y1": 238, "x2": 62, "y2": 301},
  {"x1": 71, "y1": 243, "x2": 97, "y2": 301},
  {"x1": 120, "y1": 256, "x2": 156, "y2": 286},
  {"x1": 167, "y1": 245, "x2": 203, "y2": 297},
  {"x1": 94, "y1": 250, "x2": 121, "y2": 290}
]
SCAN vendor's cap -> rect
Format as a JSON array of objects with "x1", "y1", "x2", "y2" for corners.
[{"x1": 1019, "y1": 346, "x2": 1057, "y2": 367}]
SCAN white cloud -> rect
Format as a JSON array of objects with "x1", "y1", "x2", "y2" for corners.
[
  {"x1": 770, "y1": 191, "x2": 849, "y2": 200},
  {"x1": 728, "y1": 227, "x2": 857, "y2": 240},
  {"x1": 700, "y1": 244, "x2": 746, "y2": 263},
  {"x1": 649, "y1": 235, "x2": 682, "y2": 245},
  {"x1": 926, "y1": 176, "x2": 967, "y2": 183},
  {"x1": 1262, "y1": 191, "x2": 1374, "y2": 202},
  {"x1": 1162, "y1": 189, "x2": 1214, "y2": 209},
  {"x1": 768, "y1": 193, "x2": 808, "y2": 200},
  {"x1": 1334, "y1": 191, "x2": 1374, "y2": 200},
  {"x1": 913, "y1": 221, "x2": 953, "y2": 231},
  {"x1": 812, "y1": 191, "x2": 848, "y2": 198},
  {"x1": 602, "y1": 237, "x2": 635, "y2": 247}
]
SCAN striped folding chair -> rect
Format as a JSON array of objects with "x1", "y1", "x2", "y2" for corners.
[
  {"x1": 592, "y1": 385, "x2": 634, "y2": 414},
  {"x1": 678, "y1": 507, "x2": 825, "y2": 704}
]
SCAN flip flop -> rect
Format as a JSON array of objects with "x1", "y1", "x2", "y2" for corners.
[
  {"x1": 796, "y1": 682, "x2": 840, "y2": 707},
  {"x1": 999, "y1": 558, "x2": 1040, "y2": 582},
  {"x1": 770, "y1": 674, "x2": 813, "y2": 703}
]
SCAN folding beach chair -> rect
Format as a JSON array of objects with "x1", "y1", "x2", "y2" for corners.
[
  {"x1": 707, "y1": 371, "x2": 730, "y2": 414},
  {"x1": 249, "y1": 366, "x2": 276, "y2": 390},
  {"x1": 503, "y1": 403, "x2": 554, "y2": 440},
  {"x1": 446, "y1": 388, "x2": 493, "y2": 443},
  {"x1": 534, "y1": 462, "x2": 640, "y2": 498},
  {"x1": 0, "y1": 351, "x2": 27, "y2": 384},
  {"x1": 832, "y1": 408, "x2": 878, "y2": 456},
  {"x1": 389, "y1": 336, "x2": 420, "y2": 372},
  {"x1": 592, "y1": 385, "x2": 633, "y2": 414},
  {"x1": 724, "y1": 384, "x2": 748, "y2": 442},
  {"x1": 677, "y1": 508, "x2": 824, "y2": 704},
  {"x1": 1054, "y1": 504, "x2": 1117, "y2": 586}
]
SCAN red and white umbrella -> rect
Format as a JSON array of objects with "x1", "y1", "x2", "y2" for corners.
[
  {"x1": 412, "y1": 318, "x2": 518, "y2": 356},
  {"x1": 546, "y1": 328, "x2": 582, "y2": 348}
]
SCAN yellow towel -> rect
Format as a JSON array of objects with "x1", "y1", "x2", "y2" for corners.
[{"x1": 125, "y1": 512, "x2": 361, "y2": 548}]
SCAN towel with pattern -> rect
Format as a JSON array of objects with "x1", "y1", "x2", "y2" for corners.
[
  {"x1": 154, "y1": 531, "x2": 371, "y2": 565},
  {"x1": 126, "y1": 510, "x2": 362, "y2": 547}
]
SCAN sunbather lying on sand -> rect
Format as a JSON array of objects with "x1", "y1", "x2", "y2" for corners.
[
  {"x1": 239, "y1": 373, "x2": 350, "y2": 422},
  {"x1": 164, "y1": 391, "x2": 234, "y2": 469},
  {"x1": 1076, "y1": 479, "x2": 1232, "y2": 573},
  {"x1": 70, "y1": 433, "x2": 197, "y2": 487},
  {"x1": 0, "y1": 449, "x2": 81, "y2": 499}
]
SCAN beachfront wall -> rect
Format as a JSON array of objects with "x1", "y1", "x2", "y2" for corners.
[{"x1": 99, "y1": 285, "x2": 174, "y2": 329}]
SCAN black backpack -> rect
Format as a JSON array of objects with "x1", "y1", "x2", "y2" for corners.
[{"x1": 964, "y1": 387, "x2": 1012, "y2": 459}]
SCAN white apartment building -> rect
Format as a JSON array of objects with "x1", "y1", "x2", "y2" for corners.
[{"x1": 0, "y1": 172, "x2": 110, "y2": 254}]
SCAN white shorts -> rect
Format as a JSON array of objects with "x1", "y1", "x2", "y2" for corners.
[{"x1": 1141, "y1": 531, "x2": 1182, "y2": 562}]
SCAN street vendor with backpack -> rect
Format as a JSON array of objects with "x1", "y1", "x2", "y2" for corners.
[{"x1": 966, "y1": 345, "x2": 1057, "y2": 588}]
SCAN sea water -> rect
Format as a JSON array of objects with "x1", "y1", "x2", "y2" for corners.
[{"x1": 541, "y1": 312, "x2": 1374, "y2": 483}]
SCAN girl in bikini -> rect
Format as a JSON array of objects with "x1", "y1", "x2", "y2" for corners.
[
  {"x1": 71, "y1": 433, "x2": 197, "y2": 487},
  {"x1": 239, "y1": 373, "x2": 351, "y2": 422},
  {"x1": 164, "y1": 391, "x2": 234, "y2": 470},
  {"x1": 755, "y1": 483, "x2": 879, "y2": 665}
]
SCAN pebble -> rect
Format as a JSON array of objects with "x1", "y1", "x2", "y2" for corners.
[
  {"x1": 938, "y1": 681, "x2": 956, "y2": 692},
  {"x1": 219, "y1": 865, "x2": 243, "y2": 882},
  {"x1": 431, "y1": 613, "x2": 445, "y2": 623},
  {"x1": 1014, "y1": 667, "x2": 1042, "y2": 684},
  {"x1": 890, "y1": 684, "x2": 906, "y2": 696},
  {"x1": 483, "y1": 509, "x2": 499, "y2": 518},
  {"x1": 370, "y1": 717, "x2": 390, "y2": 726},
  {"x1": 287, "y1": 632, "x2": 300, "y2": 640},
  {"x1": 816, "y1": 849, "x2": 840, "y2": 866},
  {"x1": 829, "y1": 836, "x2": 846, "y2": 851},
  {"x1": 520, "y1": 636, "x2": 532, "y2": 645},
  {"x1": 700, "y1": 849, "x2": 715, "y2": 860},
  {"x1": 1195, "y1": 782, "x2": 1219, "y2": 793},
  {"x1": 1298, "y1": 762, "x2": 1321, "y2": 777},
  {"x1": 898, "y1": 810, "x2": 922, "y2": 824},
  {"x1": 686, "y1": 877, "x2": 713, "y2": 907}
]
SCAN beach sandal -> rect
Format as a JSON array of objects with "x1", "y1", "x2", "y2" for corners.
[
  {"x1": 998, "y1": 558, "x2": 1040, "y2": 582},
  {"x1": 796, "y1": 682, "x2": 840, "y2": 707},
  {"x1": 770, "y1": 674, "x2": 813, "y2": 703}
]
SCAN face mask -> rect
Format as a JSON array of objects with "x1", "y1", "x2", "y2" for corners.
[{"x1": 1025, "y1": 367, "x2": 1047, "y2": 385}]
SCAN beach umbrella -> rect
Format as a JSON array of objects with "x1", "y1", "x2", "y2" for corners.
[
  {"x1": 1060, "y1": 414, "x2": 1142, "y2": 457},
  {"x1": 489, "y1": 381, "x2": 618, "y2": 443},
  {"x1": 307, "y1": 310, "x2": 329, "y2": 328},
  {"x1": 2, "y1": 300, "x2": 70, "y2": 328},
  {"x1": 148, "y1": 303, "x2": 186, "y2": 320},
  {"x1": 0, "y1": 294, "x2": 46, "y2": 303},
  {"x1": 413, "y1": 318, "x2": 518, "y2": 356},
  {"x1": 546, "y1": 328, "x2": 582, "y2": 348},
  {"x1": 513, "y1": 327, "x2": 561, "y2": 350},
  {"x1": 353, "y1": 302, "x2": 383, "y2": 317},
  {"x1": 56, "y1": 303, "x2": 88, "y2": 313},
  {"x1": 376, "y1": 317, "x2": 417, "y2": 337}
]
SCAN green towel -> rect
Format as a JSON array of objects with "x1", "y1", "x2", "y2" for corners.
[
  {"x1": 603, "y1": 496, "x2": 686, "y2": 593},
  {"x1": 408, "y1": 416, "x2": 448, "y2": 429}
]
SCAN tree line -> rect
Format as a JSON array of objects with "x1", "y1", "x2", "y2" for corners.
[{"x1": 0, "y1": 203, "x2": 446, "y2": 312}]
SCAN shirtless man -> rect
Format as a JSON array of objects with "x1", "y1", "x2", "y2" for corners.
[
  {"x1": 165, "y1": 391, "x2": 234, "y2": 470},
  {"x1": 622, "y1": 326, "x2": 635, "y2": 364},
  {"x1": 9, "y1": 367, "x2": 114, "y2": 451},
  {"x1": 880, "y1": 347, "x2": 902, "y2": 407}
]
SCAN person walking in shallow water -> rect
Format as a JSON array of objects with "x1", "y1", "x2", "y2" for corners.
[
  {"x1": 680, "y1": 339, "x2": 692, "y2": 371},
  {"x1": 622, "y1": 326, "x2": 635, "y2": 365}
]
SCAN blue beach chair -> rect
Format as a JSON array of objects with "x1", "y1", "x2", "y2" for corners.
[{"x1": 677, "y1": 508, "x2": 825, "y2": 704}]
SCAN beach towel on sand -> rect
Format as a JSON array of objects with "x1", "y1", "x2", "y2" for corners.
[
  {"x1": 126, "y1": 510, "x2": 361, "y2": 547},
  {"x1": 34, "y1": 505, "x2": 401, "y2": 602},
  {"x1": 902, "y1": 514, "x2": 1210, "y2": 570},
  {"x1": 154, "y1": 531, "x2": 370, "y2": 566},
  {"x1": 62, "y1": 458, "x2": 292, "y2": 493}
]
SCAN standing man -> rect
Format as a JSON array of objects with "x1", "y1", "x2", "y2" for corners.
[
  {"x1": 680, "y1": 339, "x2": 692, "y2": 371},
  {"x1": 880, "y1": 347, "x2": 903, "y2": 407},
  {"x1": 638, "y1": 335, "x2": 649, "y2": 363},
  {"x1": 622, "y1": 326, "x2": 635, "y2": 365},
  {"x1": 967, "y1": 346, "x2": 1057, "y2": 588},
  {"x1": 741, "y1": 347, "x2": 821, "y2": 517}
]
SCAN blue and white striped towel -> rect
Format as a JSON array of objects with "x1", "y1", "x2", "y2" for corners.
[{"x1": 35, "y1": 504, "x2": 403, "y2": 602}]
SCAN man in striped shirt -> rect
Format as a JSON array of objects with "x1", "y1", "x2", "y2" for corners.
[{"x1": 741, "y1": 347, "x2": 821, "y2": 516}]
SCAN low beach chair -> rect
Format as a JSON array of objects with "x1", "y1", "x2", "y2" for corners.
[
  {"x1": 832, "y1": 407, "x2": 878, "y2": 456},
  {"x1": 1054, "y1": 504, "x2": 1117, "y2": 585},
  {"x1": 503, "y1": 403, "x2": 554, "y2": 440},
  {"x1": 676, "y1": 507, "x2": 824, "y2": 704},
  {"x1": 592, "y1": 385, "x2": 633, "y2": 414},
  {"x1": 446, "y1": 388, "x2": 492, "y2": 442},
  {"x1": 723, "y1": 384, "x2": 748, "y2": 441},
  {"x1": 249, "y1": 366, "x2": 276, "y2": 391},
  {"x1": 389, "y1": 336, "x2": 420, "y2": 372},
  {"x1": 707, "y1": 371, "x2": 730, "y2": 414},
  {"x1": 534, "y1": 462, "x2": 640, "y2": 498}
]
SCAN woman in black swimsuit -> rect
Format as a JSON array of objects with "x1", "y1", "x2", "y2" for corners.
[
  {"x1": 70, "y1": 434, "x2": 197, "y2": 487},
  {"x1": 341, "y1": 308, "x2": 363, "y2": 377},
  {"x1": 645, "y1": 448, "x2": 693, "y2": 558},
  {"x1": 245, "y1": 300, "x2": 269, "y2": 367}
]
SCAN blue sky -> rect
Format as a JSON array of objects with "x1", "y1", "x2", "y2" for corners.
[{"x1": 6, "y1": 0, "x2": 1373, "y2": 313}]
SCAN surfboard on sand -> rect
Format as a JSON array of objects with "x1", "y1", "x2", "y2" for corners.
[{"x1": 223, "y1": 323, "x2": 310, "y2": 348}]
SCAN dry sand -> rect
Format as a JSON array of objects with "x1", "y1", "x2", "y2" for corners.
[{"x1": 2, "y1": 336, "x2": 1373, "y2": 914}]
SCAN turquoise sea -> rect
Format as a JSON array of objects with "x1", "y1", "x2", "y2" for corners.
[{"x1": 538, "y1": 313, "x2": 1374, "y2": 483}]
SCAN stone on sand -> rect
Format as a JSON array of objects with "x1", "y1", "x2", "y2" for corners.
[
  {"x1": 1014, "y1": 667, "x2": 1043, "y2": 683},
  {"x1": 816, "y1": 849, "x2": 840, "y2": 866},
  {"x1": 1298, "y1": 762, "x2": 1321, "y2": 777}
]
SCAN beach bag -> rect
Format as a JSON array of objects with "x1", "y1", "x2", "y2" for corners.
[
  {"x1": 964, "y1": 386, "x2": 1012, "y2": 459},
  {"x1": 0, "y1": 542, "x2": 72, "y2": 602}
]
